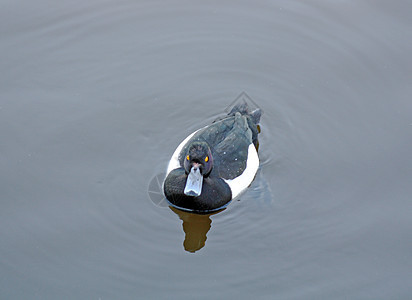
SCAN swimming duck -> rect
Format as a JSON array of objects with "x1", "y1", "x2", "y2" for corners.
[{"x1": 163, "y1": 102, "x2": 262, "y2": 212}]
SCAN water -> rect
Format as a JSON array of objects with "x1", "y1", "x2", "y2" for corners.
[{"x1": 1, "y1": 0, "x2": 411, "y2": 299}]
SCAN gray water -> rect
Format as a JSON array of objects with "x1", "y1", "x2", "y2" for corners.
[{"x1": 1, "y1": 0, "x2": 411, "y2": 299}]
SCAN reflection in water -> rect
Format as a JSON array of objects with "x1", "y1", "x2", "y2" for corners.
[{"x1": 169, "y1": 207, "x2": 224, "y2": 253}]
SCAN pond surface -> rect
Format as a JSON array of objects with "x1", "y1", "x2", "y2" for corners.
[{"x1": 1, "y1": 0, "x2": 411, "y2": 299}]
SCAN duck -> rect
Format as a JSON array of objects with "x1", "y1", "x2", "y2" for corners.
[{"x1": 163, "y1": 101, "x2": 262, "y2": 212}]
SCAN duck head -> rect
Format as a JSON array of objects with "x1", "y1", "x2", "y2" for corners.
[{"x1": 183, "y1": 141, "x2": 213, "y2": 197}]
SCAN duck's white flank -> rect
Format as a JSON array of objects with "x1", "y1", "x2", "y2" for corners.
[
  {"x1": 223, "y1": 143, "x2": 259, "y2": 199},
  {"x1": 166, "y1": 129, "x2": 200, "y2": 175}
]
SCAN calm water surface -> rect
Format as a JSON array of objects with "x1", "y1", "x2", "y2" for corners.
[{"x1": 1, "y1": 0, "x2": 411, "y2": 299}]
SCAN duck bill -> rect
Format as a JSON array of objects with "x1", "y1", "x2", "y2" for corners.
[{"x1": 184, "y1": 166, "x2": 203, "y2": 197}]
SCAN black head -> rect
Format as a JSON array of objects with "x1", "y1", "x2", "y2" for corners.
[{"x1": 183, "y1": 141, "x2": 213, "y2": 177}]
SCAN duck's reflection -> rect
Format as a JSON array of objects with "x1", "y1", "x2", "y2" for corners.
[{"x1": 169, "y1": 206, "x2": 224, "y2": 253}]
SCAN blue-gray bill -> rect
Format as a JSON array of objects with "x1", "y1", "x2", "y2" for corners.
[{"x1": 184, "y1": 167, "x2": 203, "y2": 196}]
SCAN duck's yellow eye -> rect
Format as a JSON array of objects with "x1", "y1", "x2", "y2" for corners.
[
  {"x1": 186, "y1": 155, "x2": 190, "y2": 161},
  {"x1": 205, "y1": 156, "x2": 209, "y2": 162}
]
